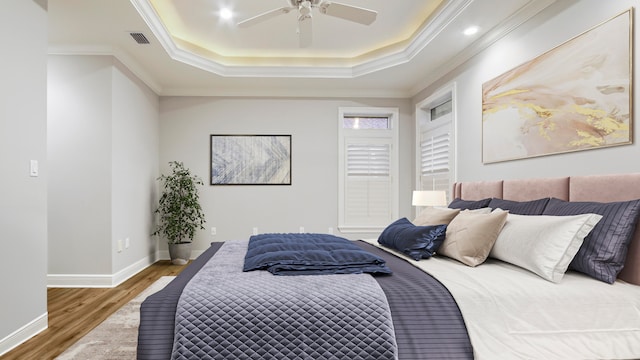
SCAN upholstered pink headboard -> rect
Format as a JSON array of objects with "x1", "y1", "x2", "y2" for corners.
[{"x1": 452, "y1": 173, "x2": 640, "y2": 285}]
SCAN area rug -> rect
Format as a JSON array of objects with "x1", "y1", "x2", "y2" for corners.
[{"x1": 55, "y1": 276, "x2": 175, "y2": 360}]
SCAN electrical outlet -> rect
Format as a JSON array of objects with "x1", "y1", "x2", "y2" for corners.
[
  {"x1": 211, "y1": 227, "x2": 217, "y2": 236},
  {"x1": 117, "y1": 239, "x2": 123, "y2": 253},
  {"x1": 328, "y1": 227, "x2": 333, "y2": 234},
  {"x1": 299, "y1": 226, "x2": 305, "y2": 233},
  {"x1": 125, "y1": 237, "x2": 130, "y2": 249},
  {"x1": 252, "y1": 227, "x2": 258, "y2": 235}
]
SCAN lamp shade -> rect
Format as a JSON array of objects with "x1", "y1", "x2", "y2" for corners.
[{"x1": 412, "y1": 190, "x2": 447, "y2": 207}]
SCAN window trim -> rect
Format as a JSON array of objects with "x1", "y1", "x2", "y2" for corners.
[
  {"x1": 338, "y1": 106, "x2": 399, "y2": 234},
  {"x1": 415, "y1": 83, "x2": 457, "y2": 210}
]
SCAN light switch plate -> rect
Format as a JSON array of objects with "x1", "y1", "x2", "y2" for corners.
[{"x1": 30, "y1": 160, "x2": 38, "y2": 177}]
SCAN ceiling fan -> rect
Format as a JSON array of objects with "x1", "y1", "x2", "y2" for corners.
[{"x1": 237, "y1": 0, "x2": 377, "y2": 48}]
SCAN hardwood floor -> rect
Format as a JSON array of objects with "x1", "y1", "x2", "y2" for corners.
[{"x1": 1, "y1": 260, "x2": 190, "y2": 360}]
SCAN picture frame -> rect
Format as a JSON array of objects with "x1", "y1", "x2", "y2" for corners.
[
  {"x1": 210, "y1": 134, "x2": 292, "y2": 185},
  {"x1": 482, "y1": 8, "x2": 633, "y2": 163}
]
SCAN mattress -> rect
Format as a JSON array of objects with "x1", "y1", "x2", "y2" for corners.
[{"x1": 362, "y1": 238, "x2": 640, "y2": 359}]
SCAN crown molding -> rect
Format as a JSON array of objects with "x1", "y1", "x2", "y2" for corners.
[
  {"x1": 129, "y1": 0, "x2": 474, "y2": 79},
  {"x1": 159, "y1": 85, "x2": 413, "y2": 99},
  {"x1": 49, "y1": 0, "x2": 557, "y2": 98},
  {"x1": 47, "y1": 44, "x2": 413, "y2": 98}
]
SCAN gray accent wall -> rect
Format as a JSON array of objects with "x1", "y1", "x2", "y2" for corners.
[
  {"x1": 0, "y1": 0, "x2": 48, "y2": 353},
  {"x1": 158, "y1": 97, "x2": 413, "y2": 248},
  {"x1": 413, "y1": 0, "x2": 639, "y2": 182}
]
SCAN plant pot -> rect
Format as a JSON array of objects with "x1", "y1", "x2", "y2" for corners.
[{"x1": 168, "y1": 242, "x2": 192, "y2": 265}]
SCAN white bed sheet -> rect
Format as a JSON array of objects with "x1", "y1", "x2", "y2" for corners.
[{"x1": 362, "y1": 239, "x2": 640, "y2": 360}]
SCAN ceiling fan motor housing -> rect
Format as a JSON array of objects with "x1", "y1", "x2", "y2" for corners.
[
  {"x1": 289, "y1": 0, "x2": 323, "y2": 7},
  {"x1": 299, "y1": 1, "x2": 312, "y2": 17}
]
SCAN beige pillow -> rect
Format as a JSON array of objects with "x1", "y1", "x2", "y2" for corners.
[
  {"x1": 467, "y1": 207, "x2": 492, "y2": 214},
  {"x1": 412, "y1": 207, "x2": 461, "y2": 226},
  {"x1": 439, "y1": 209, "x2": 508, "y2": 267}
]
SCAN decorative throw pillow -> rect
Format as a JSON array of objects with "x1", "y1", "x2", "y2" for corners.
[
  {"x1": 542, "y1": 198, "x2": 640, "y2": 283},
  {"x1": 438, "y1": 209, "x2": 508, "y2": 267},
  {"x1": 412, "y1": 207, "x2": 461, "y2": 226},
  {"x1": 378, "y1": 218, "x2": 447, "y2": 261},
  {"x1": 448, "y1": 198, "x2": 492, "y2": 210},
  {"x1": 488, "y1": 197, "x2": 550, "y2": 215},
  {"x1": 490, "y1": 213, "x2": 602, "y2": 282}
]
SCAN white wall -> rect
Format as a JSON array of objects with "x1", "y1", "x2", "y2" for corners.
[
  {"x1": 111, "y1": 61, "x2": 160, "y2": 276},
  {"x1": 158, "y1": 97, "x2": 413, "y2": 251},
  {"x1": 48, "y1": 55, "x2": 113, "y2": 276},
  {"x1": 48, "y1": 55, "x2": 160, "y2": 285},
  {"x1": 0, "y1": 0, "x2": 49, "y2": 354},
  {"x1": 413, "y1": 0, "x2": 639, "y2": 183}
]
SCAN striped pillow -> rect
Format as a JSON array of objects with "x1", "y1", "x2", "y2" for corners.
[
  {"x1": 488, "y1": 197, "x2": 550, "y2": 215},
  {"x1": 448, "y1": 198, "x2": 491, "y2": 210},
  {"x1": 542, "y1": 198, "x2": 640, "y2": 283}
]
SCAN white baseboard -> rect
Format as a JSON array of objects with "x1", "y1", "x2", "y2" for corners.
[
  {"x1": 112, "y1": 255, "x2": 158, "y2": 287},
  {"x1": 47, "y1": 273, "x2": 113, "y2": 288},
  {"x1": 47, "y1": 248, "x2": 206, "y2": 288},
  {"x1": 47, "y1": 254, "x2": 157, "y2": 288},
  {"x1": 0, "y1": 312, "x2": 47, "y2": 356}
]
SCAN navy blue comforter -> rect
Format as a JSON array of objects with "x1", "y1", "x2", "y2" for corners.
[{"x1": 243, "y1": 233, "x2": 392, "y2": 275}]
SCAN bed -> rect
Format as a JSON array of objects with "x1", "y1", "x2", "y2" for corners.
[{"x1": 138, "y1": 173, "x2": 640, "y2": 360}]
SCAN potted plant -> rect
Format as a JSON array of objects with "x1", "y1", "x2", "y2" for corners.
[{"x1": 152, "y1": 161, "x2": 206, "y2": 265}]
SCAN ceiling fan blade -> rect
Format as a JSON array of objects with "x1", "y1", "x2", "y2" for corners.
[
  {"x1": 298, "y1": 16, "x2": 312, "y2": 47},
  {"x1": 237, "y1": 7, "x2": 293, "y2": 28},
  {"x1": 319, "y1": 1, "x2": 377, "y2": 25}
]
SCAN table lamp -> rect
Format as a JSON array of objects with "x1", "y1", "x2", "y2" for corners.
[{"x1": 412, "y1": 190, "x2": 447, "y2": 207}]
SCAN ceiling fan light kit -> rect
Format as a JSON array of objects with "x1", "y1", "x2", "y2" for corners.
[{"x1": 237, "y1": 0, "x2": 377, "y2": 47}]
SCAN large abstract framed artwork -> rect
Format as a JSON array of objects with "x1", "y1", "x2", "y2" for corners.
[
  {"x1": 210, "y1": 135, "x2": 291, "y2": 185},
  {"x1": 482, "y1": 9, "x2": 633, "y2": 163}
]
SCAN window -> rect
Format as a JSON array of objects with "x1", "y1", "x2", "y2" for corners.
[
  {"x1": 342, "y1": 116, "x2": 390, "y2": 130},
  {"x1": 338, "y1": 107, "x2": 399, "y2": 233},
  {"x1": 416, "y1": 85, "x2": 456, "y2": 201}
]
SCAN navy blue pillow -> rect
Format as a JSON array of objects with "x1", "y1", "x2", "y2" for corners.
[
  {"x1": 488, "y1": 197, "x2": 550, "y2": 215},
  {"x1": 448, "y1": 198, "x2": 491, "y2": 210},
  {"x1": 542, "y1": 197, "x2": 640, "y2": 283},
  {"x1": 378, "y1": 218, "x2": 447, "y2": 261}
]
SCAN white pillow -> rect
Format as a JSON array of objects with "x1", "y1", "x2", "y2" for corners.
[{"x1": 489, "y1": 213, "x2": 602, "y2": 282}]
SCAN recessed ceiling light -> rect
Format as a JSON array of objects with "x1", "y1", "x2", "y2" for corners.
[
  {"x1": 219, "y1": 8, "x2": 233, "y2": 20},
  {"x1": 463, "y1": 26, "x2": 479, "y2": 36}
]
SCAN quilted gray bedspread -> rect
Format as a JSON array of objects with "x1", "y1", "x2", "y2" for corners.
[{"x1": 171, "y1": 240, "x2": 397, "y2": 360}]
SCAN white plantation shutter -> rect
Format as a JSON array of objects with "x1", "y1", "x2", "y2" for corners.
[
  {"x1": 347, "y1": 143, "x2": 390, "y2": 176},
  {"x1": 421, "y1": 127, "x2": 450, "y2": 195},
  {"x1": 344, "y1": 140, "x2": 392, "y2": 226},
  {"x1": 338, "y1": 107, "x2": 398, "y2": 233}
]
